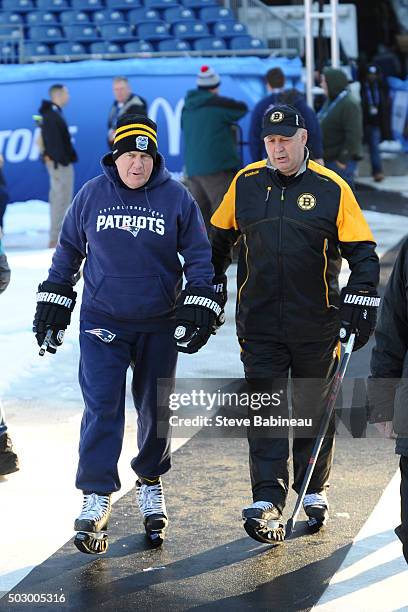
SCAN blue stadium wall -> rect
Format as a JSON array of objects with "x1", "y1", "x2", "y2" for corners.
[{"x1": 0, "y1": 57, "x2": 302, "y2": 202}]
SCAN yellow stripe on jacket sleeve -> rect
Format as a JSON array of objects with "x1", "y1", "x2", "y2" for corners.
[
  {"x1": 210, "y1": 172, "x2": 239, "y2": 230},
  {"x1": 336, "y1": 182, "x2": 375, "y2": 243},
  {"x1": 210, "y1": 160, "x2": 266, "y2": 230}
]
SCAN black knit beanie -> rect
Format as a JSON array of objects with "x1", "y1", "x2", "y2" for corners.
[{"x1": 112, "y1": 114, "x2": 157, "y2": 161}]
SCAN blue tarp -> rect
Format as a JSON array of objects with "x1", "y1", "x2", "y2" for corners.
[{"x1": 0, "y1": 57, "x2": 303, "y2": 202}]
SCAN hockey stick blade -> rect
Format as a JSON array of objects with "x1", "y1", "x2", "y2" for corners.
[
  {"x1": 285, "y1": 517, "x2": 294, "y2": 538},
  {"x1": 285, "y1": 332, "x2": 356, "y2": 538}
]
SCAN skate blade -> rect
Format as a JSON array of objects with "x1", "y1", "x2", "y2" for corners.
[
  {"x1": 306, "y1": 517, "x2": 328, "y2": 534},
  {"x1": 74, "y1": 531, "x2": 108, "y2": 555},
  {"x1": 145, "y1": 529, "x2": 166, "y2": 548},
  {"x1": 243, "y1": 518, "x2": 285, "y2": 545}
]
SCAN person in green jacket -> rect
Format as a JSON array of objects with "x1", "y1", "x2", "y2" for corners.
[
  {"x1": 319, "y1": 67, "x2": 363, "y2": 188},
  {"x1": 181, "y1": 65, "x2": 248, "y2": 232}
]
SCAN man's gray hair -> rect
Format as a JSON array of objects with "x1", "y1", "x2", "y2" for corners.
[{"x1": 113, "y1": 76, "x2": 129, "y2": 84}]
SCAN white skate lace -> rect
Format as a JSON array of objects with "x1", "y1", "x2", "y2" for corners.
[
  {"x1": 303, "y1": 492, "x2": 328, "y2": 509},
  {"x1": 79, "y1": 493, "x2": 111, "y2": 521},
  {"x1": 138, "y1": 482, "x2": 167, "y2": 518},
  {"x1": 248, "y1": 501, "x2": 276, "y2": 512}
]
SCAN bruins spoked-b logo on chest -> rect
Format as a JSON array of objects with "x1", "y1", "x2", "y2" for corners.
[
  {"x1": 270, "y1": 111, "x2": 284, "y2": 123},
  {"x1": 297, "y1": 193, "x2": 316, "y2": 211}
]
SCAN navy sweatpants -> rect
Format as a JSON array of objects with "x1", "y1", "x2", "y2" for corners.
[{"x1": 76, "y1": 319, "x2": 178, "y2": 494}]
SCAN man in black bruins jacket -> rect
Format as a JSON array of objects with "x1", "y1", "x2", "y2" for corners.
[{"x1": 211, "y1": 105, "x2": 380, "y2": 543}]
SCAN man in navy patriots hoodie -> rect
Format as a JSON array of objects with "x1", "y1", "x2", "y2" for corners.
[{"x1": 33, "y1": 115, "x2": 223, "y2": 554}]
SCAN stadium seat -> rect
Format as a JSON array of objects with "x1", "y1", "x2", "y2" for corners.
[
  {"x1": 172, "y1": 21, "x2": 209, "y2": 40},
  {"x1": 106, "y1": 0, "x2": 142, "y2": 9},
  {"x1": 199, "y1": 7, "x2": 235, "y2": 24},
  {"x1": 127, "y1": 9, "x2": 161, "y2": 25},
  {"x1": 90, "y1": 41, "x2": 123, "y2": 53},
  {"x1": 26, "y1": 12, "x2": 58, "y2": 25},
  {"x1": 23, "y1": 42, "x2": 52, "y2": 56},
  {"x1": 0, "y1": 26, "x2": 23, "y2": 40},
  {"x1": 229, "y1": 35, "x2": 266, "y2": 50},
  {"x1": 123, "y1": 40, "x2": 154, "y2": 52},
  {"x1": 182, "y1": 0, "x2": 218, "y2": 8},
  {"x1": 163, "y1": 7, "x2": 196, "y2": 24},
  {"x1": 213, "y1": 21, "x2": 247, "y2": 38},
  {"x1": 63, "y1": 24, "x2": 100, "y2": 41},
  {"x1": 92, "y1": 10, "x2": 127, "y2": 25},
  {"x1": 54, "y1": 41, "x2": 87, "y2": 55},
  {"x1": 71, "y1": 0, "x2": 104, "y2": 10},
  {"x1": 157, "y1": 38, "x2": 191, "y2": 51},
  {"x1": 145, "y1": 0, "x2": 179, "y2": 10},
  {"x1": 28, "y1": 25, "x2": 64, "y2": 42},
  {"x1": 2, "y1": 0, "x2": 34, "y2": 12},
  {"x1": 193, "y1": 36, "x2": 226, "y2": 51},
  {"x1": 0, "y1": 13, "x2": 23, "y2": 25},
  {"x1": 99, "y1": 23, "x2": 134, "y2": 42},
  {"x1": 60, "y1": 11, "x2": 91, "y2": 25},
  {"x1": 36, "y1": 0, "x2": 69, "y2": 10},
  {"x1": 0, "y1": 42, "x2": 19, "y2": 62},
  {"x1": 136, "y1": 22, "x2": 171, "y2": 41}
]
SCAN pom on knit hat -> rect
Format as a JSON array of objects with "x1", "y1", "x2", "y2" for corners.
[{"x1": 196, "y1": 65, "x2": 221, "y2": 89}]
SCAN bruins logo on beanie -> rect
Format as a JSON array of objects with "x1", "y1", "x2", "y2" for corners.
[{"x1": 112, "y1": 114, "x2": 158, "y2": 161}]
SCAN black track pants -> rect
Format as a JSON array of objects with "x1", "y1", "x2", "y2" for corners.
[{"x1": 239, "y1": 337, "x2": 339, "y2": 513}]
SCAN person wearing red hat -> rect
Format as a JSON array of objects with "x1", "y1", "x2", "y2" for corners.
[{"x1": 181, "y1": 65, "x2": 248, "y2": 233}]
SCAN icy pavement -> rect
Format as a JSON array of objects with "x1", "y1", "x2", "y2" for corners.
[{"x1": 0, "y1": 200, "x2": 407, "y2": 603}]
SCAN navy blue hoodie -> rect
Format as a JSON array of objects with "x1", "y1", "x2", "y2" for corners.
[{"x1": 48, "y1": 152, "x2": 214, "y2": 330}]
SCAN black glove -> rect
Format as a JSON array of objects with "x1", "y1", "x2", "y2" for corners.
[
  {"x1": 33, "y1": 281, "x2": 77, "y2": 354},
  {"x1": 213, "y1": 275, "x2": 227, "y2": 330},
  {"x1": 338, "y1": 288, "x2": 380, "y2": 351},
  {"x1": 174, "y1": 287, "x2": 222, "y2": 354}
]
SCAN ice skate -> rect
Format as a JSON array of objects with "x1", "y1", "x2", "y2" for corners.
[
  {"x1": 303, "y1": 491, "x2": 329, "y2": 533},
  {"x1": 0, "y1": 433, "x2": 19, "y2": 476},
  {"x1": 136, "y1": 477, "x2": 168, "y2": 547},
  {"x1": 74, "y1": 493, "x2": 111, "y2": 554},
  {"x1": 242, "y1": 501, "x2": 285, "y2": 544}
]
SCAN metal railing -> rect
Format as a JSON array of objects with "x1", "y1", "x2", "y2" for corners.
[
  {"x1": 224, "y1": 0, "x2": 304, "y2": 57},
  {"x1": 0, "y1": 25, "x2": 24, "y2": 64},
  {"x1": 18, "y1": 48, "x2": 274, "y2": 64}
]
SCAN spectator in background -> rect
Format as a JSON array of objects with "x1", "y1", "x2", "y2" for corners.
[
  {"x1": 368, "y1": 237, "x2": 408, "y2": 564},
  {"x1": 38, "y1": 84, "x2": 78, "y2": 249},
  {"x1": 0, "y1": 154, "x2": 8, "y2": 238},
  {"x1": 319, "y1": 68, "x2": 363, "y2": 188},
  {"x1": 360, "y1": 64, "x2": 392, "y2": 182},
  {"x1": 372, "y1": 44, "x2": 402, "y2": 79},
  {"x1": 249, "y1": 67, "x2": 324, "y2": 164},
  {"x1": 107, "y1": 76, "x2": 148, "y2": 147},
  {"x1": 0, "y1": 238, "x2": 19, "y2": 476},
  {"x1": 181, "y1": 65, "x2": 248, "y2": 233}
]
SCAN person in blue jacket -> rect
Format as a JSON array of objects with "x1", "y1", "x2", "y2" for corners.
[
  {"x1": 32, "y1": 115, "x2": 223, "y2": 554},
  {"x1": 249, "y1": 67, "x2": 324, "y2": 164}
]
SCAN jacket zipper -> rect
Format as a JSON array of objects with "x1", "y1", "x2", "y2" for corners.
[
  {"x1": 322, "y1": 238, "x2": 330, "y2": 307},
  {"x1": 237, "y1": 234, "x2": 249, "y2": 314},
  {"x1": 322, "y1": 238, "x2": 336, "y2": 308},
  {"x1": 278, "y1": 187, "x2": 285, "y2": 323}
]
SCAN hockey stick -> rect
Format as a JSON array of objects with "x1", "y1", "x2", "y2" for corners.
[
  {"x1": 39, "y1": 328, "x2": 53, "y2": 356},
  {"x1": 285, "y1": 332, "x2": 356, "y2": 538}
]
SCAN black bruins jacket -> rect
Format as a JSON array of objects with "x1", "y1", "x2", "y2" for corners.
[{"x1": 211, "y1": 155, "x2": 379, "y2": 342}]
